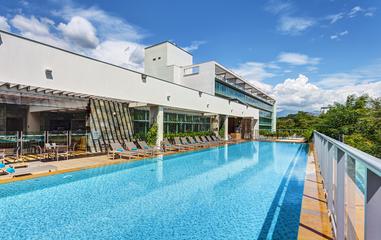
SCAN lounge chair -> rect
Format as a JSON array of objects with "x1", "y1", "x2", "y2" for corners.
[
  {"x1": 137, "y1": 141, "x2": 162, "y2": 155},
  {"x1": 124, "y1": 141, "x2": 152, "y2": 157},
  {"x1": 211, "y1": 135, "x2": 225, "y2": 144},
  {"x1": 195, "y1": 136, "x2": 213, "y2": 146},
  {"x1": 186, "y1": 137, "x2": 206, "y2": 148},
  {"x1": 174, "y1": 137, "x2": 194, "y2": 150},
  {"x1": 215, "y1": 135, "x2": 232, "y2": 144},
  {"x1": 201, "y1": 136, "x2": 219, "y2": 146},
  {"x1": 180, "y1": 137, "x2": 203, "y2": 149},
  {"x1": 206, "y1": 136, "x2": 220, "y2": 145},
  {"x1": 161, "y1": 138, "x2": 185, "y2": 152},
  {"x1": 108, "y1": 142, "x2": 139, "y2": 160}
]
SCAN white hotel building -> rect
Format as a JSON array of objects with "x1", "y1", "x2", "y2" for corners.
[{"x1": 0, "y1": 31, "x2": 276, "y2": 152}]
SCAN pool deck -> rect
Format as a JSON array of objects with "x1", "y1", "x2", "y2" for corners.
[{"x1": 298, "y1": 147, "x2": 334, "y2": 240}]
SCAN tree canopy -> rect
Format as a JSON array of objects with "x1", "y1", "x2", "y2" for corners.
[{"x1": 277, "y1": 94, "x2": 381, "y2": 158}]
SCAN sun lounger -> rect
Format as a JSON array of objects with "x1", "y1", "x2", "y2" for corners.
[
  {"x1": 174, "y1": 137, "x2": 194, "y2": 149},
  {"x1": 137, "y1": 141, "x2": 162, "y2": 155},
  {"x1": 186, "y1": 137, "x2": 206, "y2": 148},
  {"x1": 162, "y1": 139, "x2": 185, "y2": 152},
  {"x1": 195, "y1": 136, "x2": 213, "y2": 146},
  {"x1": 201, "y1": 136, "x2": 219, "y2": 146},
  {"x1": 206, "y1": 136, "x2": 220, "y2": 145},
  {"x1": 180, "y1": 137, "x2": 203, "y2": 148},
  {"x1": 211, "y1": 135, "x2": 225, "y2": 144},
  {"x1": 108, "y1": 142, "x2": 139, "y2": 159},
  {"x1": 124, "y1": 141, "x2": 152, "y2": 157}
]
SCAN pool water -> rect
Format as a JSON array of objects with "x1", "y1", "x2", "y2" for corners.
[{"x1": 0, "y1": 141, "x2": 308, "y2": 240}]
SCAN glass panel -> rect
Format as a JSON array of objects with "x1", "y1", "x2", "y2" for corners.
[{"x1": 345, "y1": 157, "x2": 365, "y2": 240}]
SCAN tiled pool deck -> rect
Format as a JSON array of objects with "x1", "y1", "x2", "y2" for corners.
[
  {"x1": 0, "y1": 141, "x2": 334, "y2": 239},
  {"x1": 298, "y1": 147, "x2": 334, "y2": 240}
]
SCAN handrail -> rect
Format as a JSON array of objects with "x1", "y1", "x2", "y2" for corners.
[
  {"x1": 314, "y1": 131, "x2": 381, "y2": 176},
  {"x1": 314, "y1": 130, "x2": 381, "y2": 240}
]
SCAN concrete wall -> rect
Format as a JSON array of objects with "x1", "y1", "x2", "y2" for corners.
[
  {"x1": 0, "y1": 32, "x2": 258, "y2": 120},
  {"x1": 144, "y1": 42, "x2": 192, "y2": 83},
  {"x1": 180, "y1": 62, "x2": 216, "y2": 95}
]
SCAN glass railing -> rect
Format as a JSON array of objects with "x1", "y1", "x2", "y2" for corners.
[
  {"x1": 0, "y1": 131, "x2": 90, "y2": 163},
  {"x1": 314, "y1": 131, "x2": 381, "y2": 240}
]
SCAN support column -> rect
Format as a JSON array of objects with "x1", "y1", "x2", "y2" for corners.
[
  {"x1": 211, "y1": 115, "x2": 219, "y2": 136},
  {"x1": 223, "y1": 115, "x2": 228, "y2": 141},
  {"x1": 253, "y1": 118, "x2": 259, "y2": 140},
  {"x1": 149, "y1": 106, "x2": 164, "y2": 147},
  {"x1": 272, "y1": 102, "x2": 277, "y2": 132},
  {"x1": 27, "y1": 111, "x2": 41, "y2": 133}
]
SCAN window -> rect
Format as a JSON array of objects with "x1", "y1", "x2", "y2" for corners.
[
  {"x1": 153, "y1": 58, "x2": 156, "y2": 61},
  {"x1": 158, "y1": 57, "x2": 161, "y2": 60}
]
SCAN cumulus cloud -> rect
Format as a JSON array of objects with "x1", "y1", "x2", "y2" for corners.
[
  {"x1": 277, "y1": 52, "x2": 320, "y2": 65},
  {"x1": 58, "y1": 16, "x2": 99, "y2": 49},
  {"x1": 278, "y1": 16, "x2": 314, "y2": 34},
  {"x1": 0, "y1": 16, "x2": 10, "y2": 31},
  {"x1": 91, "y1": 40, "x2": 145, "y2": 71},
  {"x1": 54, "y1": 5, "x2": 145, "y2": 41},
  {"x1": 11, "y1": 15, "x2": 51, "y2": 36},
  {"x1": 183, "y1": 41, "x2": 206, "y2": 52},
  {"x1": 232, "y1": 62, "x2": 276, "y2": 93},
  {"x1": 5, "y1": 2, "x2": 147, "y2": 71},
  {"x1": 10, "y1": 15, "x2": 69, "y2": 49}
]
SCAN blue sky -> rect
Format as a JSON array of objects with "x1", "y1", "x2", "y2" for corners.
[{"x1": 0, "y1": 0, "x2": 380, "y2": 114}]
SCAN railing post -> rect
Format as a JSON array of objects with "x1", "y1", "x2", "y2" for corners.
[
  {"x1": 327, "y1": 142, "x2": 334, "y2": 214},
  {"x1": 336, "y1": 149, "x2": 346, "y2": 240},
  {"x1": 365, "y1": 169, "x2": 381, "y2": 239}
]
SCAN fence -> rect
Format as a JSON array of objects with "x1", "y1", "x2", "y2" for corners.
[
  {"x1": 0, "y1": 131, "x2": 89, "y2": 161},
  {"x1": 314, "y1": 131, "x2": 381, "y2": 240},
  {"x1": 258, "y1": 129, "x2": 311, "y2": 141}
]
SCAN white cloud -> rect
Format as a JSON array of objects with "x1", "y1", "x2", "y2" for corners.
[
  {"x1": 277, "y1": 52, "x2": 320, "y2": 65},
  {"x1": 58, "y1": 16, "x2": 99, "y2": 49},
  {"x1": 330, "y1": 30, "x2": 349, "y2": 40},
  {"x1": 348, "y1": 6, "x2": 363, "y2": 18},
  {"x1": 265, "y1": 0, "x2": 294, "y2": 14},
  {"x1": 326, "y1": 12, "x2": 344, "y2": 24},
  {"x1": 182, "y1": 41, "x2": 206, "y2": 52},
  {"x1": 10, "y1": 15, "x2": 70, "y2": 49},
  {"x1": 91, "y1": 40, "x2": 145, "y2": 71},
  {"x1": 11, "y1": 15, "x2": 51, "y2": 36},
  {"x1": 54, "y1": 5, "x2": 145, "y2": 41},
  {"x1": 232, "y1": 62, "x2": 276, "y2": 93},
  {"x1": 0, "y1": 16, "x2": 10, "y2": 31},
  {"x1": 278, "y1": 16, "x2": 314, "y2": 34}
]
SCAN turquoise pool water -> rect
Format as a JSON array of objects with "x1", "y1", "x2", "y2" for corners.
[{"x1": 0, "y1": 141, "x2": 308, "y2": 240}]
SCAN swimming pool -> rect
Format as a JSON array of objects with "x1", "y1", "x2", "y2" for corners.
[{"x1": 0, "y1": 141, "x2": 308, "y2": 240}]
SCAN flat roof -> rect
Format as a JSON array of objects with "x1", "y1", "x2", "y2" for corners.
[{"x1": 145, "y1": 41, "x2": 193, "y2": 56}]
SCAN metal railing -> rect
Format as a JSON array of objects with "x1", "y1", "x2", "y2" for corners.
[{"x1": 314, "y1": 131, "x2": 381, "y2": 240}]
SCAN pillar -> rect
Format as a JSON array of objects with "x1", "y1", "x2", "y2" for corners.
[
  {"x1": 271, "y1": 102, "x2": 277, "y2": 132},
  {"x1": 253, "y1": 118, "x2": 259, "y2": 140},
  {"x1": 149, "y1": 106, "x2": 164, "y2": 147},
  {"x1": 211, "y1": 115, "x2": 220, "y2": 136},
  {"x1": 223, "y1": 115, "x2": 228, "y2": 141},
  {"x1": 27, "y1": 111, "x2": 41, "y2": 133}
]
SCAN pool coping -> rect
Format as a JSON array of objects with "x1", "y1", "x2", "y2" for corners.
[{"x1": 297, "y1": 144, "x2": 334, "y2": 240}]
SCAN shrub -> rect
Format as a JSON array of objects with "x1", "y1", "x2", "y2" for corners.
[{"x1": 146, "y1": 123, "x2": 158, "y2": 146}]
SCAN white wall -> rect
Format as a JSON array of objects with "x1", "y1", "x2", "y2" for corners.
[
  {"x1": 180, "y1": 62, "x2": 216, "y2": 95},
  {"x1": 144, "y1": 42, "x2": 192, "y2": 83},
  {"x1": 0, "y1": 32, "x2": 259, "y2": 119}
]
